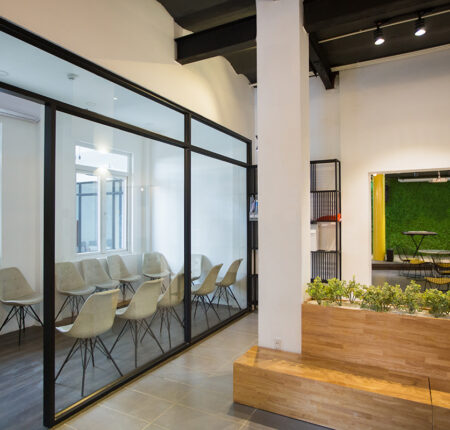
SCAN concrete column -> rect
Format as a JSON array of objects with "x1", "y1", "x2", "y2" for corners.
[
  {"x1": 373, "y1": 174, "x2": 386, "y2": 261},
  {"x1": 256, "y1": 0, "x2": 310, "y2": 353}
]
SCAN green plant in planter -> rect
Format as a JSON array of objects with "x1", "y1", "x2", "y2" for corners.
[
  {"x1": 344, "y1": 276, "x2": 363, "y2": 303},
  {"x1": 423, "y1": 289, "x2": 449, "y2": 318},
  {"x1": 326, "y1": 278, "x2": 346, "y2": 305},
  {"x1": 361, "y1": 283, "x2": 402, "y2": 312},
  {"x1": 306, "y1": 277, "x2": 327, "y2": 305},
  {"x1": 398, "y1": 281, "x2": 423, "y2": 314}
]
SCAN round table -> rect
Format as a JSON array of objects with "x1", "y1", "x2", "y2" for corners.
[
  {"x1": 420, "y1": 249, "x2": 450, "y2": 256},
  {"x1": 402, "y1": 231, "x2": 437, "y2": 257}
]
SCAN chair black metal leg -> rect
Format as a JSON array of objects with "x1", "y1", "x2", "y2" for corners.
[
  {"x1": 56, "y1": 297, "x2": 70, "y2": 321},
  {"x1": 166, "y1": 309, "x2": 172, "y2": 349},
  {"x1": 223, "y1": 288, "x2": 231, "y2": 317},
  {"x1": 159, "y1": 308, "x2": 165, "y2": 335},
  {"x1": 171, "y1": 307, "x2": 184, "y2": 329},
  {"x1": 96, "y1": 336, "x2": 123, "y2": 377},
  {"x1": 109, "y1": 320, "x2": 129, "y2": 354},
  {"x1": 133, "y1": 321, "x2": 138, "y2": 368},
  {"x1": 193, "y1": 296, "x2": 200, "y2": 319},
  {"x1": 27, "y1": 305, "x2": 44, "y2": 326},
  {"x1": 89, "y1": 338, "x2": 95, "y2": 367},
  {"x1": 80, "y1": 339, "x2": 89, "y2": 397},
  {"x1": 141, "y1": 309, "x2": 160, "y2": 343},
  {"x1": 55, "y1": 338, "x2": 80, "y2": 380},
  {"x1": 0, "y1": 306, "x2": 18, "y2": 333},
  {"x1": 206, "y1": 295, "x2": 221, "y2": 320},
  {"x1": 142, "y1": 319, "x2": 164, "y2": 354},
  {"x1": 227, "y1": 287, "x2": 242, "y2": 310},
  {"x1": 200, "y1": 296, "x2": 209, "y2": 328}
]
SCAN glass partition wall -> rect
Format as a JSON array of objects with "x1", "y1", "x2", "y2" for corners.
[{"x1": 0, "y1": 17, "x2": 251, "y2": 429}]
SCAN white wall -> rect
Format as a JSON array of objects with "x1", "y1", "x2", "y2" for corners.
[
  {"x1": 0, "y1": 111, "x2": 44, "y2": 333},
  {"x1": 0, "y1": 0, "x2": 254, "y2": 140},
  {"x1": 310, "y1": 49, "x2": 450, "y2": 285}
]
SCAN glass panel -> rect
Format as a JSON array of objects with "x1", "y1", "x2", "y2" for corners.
[
  {"x1": 55, "y1": 111, "x2": 185, "y2": 413},
  {"x1": 191, "y1": 153, "x2": 247, "y2": 337},
  {"x1": 76, "y1": 173, "x2": 99, "y2": 253},
  {"x1": 0, "y1": 31, "x2": 184, "y2": 141},
  {"x1": 105, "y1": 177, "x2": 126, "y2": 251},
  {"x1": 0, "y1": 92, "x2": 44, "y2": 427},
  {"x1": 76, "y1": 145, "x2": 129, "y2": 172},
  {"x1": 191, "y1": 119, "x2": 247, "y2": 162}
]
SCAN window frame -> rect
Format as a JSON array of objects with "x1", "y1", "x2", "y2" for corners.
[{"x1": 75, "y1": 144, "x2": 130, "y2": 256}]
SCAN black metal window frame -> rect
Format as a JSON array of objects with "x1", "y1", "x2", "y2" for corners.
[{"x1": 0, "y1": 17, "x2": 253, "y2": 429}]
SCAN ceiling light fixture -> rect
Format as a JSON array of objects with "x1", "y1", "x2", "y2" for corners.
[
  {"x1": 415, "y1": 17, "x2": 426, "y2": 36},
  {"x1": 113, "y1": 97, "x2": 118, "y2": 101},
  {"x1": 374, "y1": 25, "x2": 385, "y2": 46}
]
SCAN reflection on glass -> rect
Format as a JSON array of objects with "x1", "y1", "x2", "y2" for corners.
[
  {"x1": 0, "y1": 31, "x2": 185, "y2": 141},
  {"x1": 191, "y1": 153, "x2": 247, "y2": 337},
  {"x1": 191, "y1": 119, "x2": 247, "y2": 162},
  {"x1": 0, "y1": 92, "x2": 44, "y2": 426},
  {"x1": 76, "y1": 173, "x2": 98, "y2": 253},
  {"x1": 105, "y1": 177, "x2": 125, "y2": 251},
  {"x1": 55, "y1": 112, "x2": 184, "y2": 412}
]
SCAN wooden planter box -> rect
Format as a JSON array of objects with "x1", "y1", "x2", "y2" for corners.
[{"x1": 302, "y1": 302, "x2": 450, "y2": 380}]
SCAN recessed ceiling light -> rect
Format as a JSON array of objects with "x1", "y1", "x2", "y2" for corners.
[
  {"x1": 113, "y1": 97, "x2": 118, "y2": 101},
  {"x1": 374, "y1": 26, "x2": 385, "y2": 46},
  {"x1": 0, "y1": 70, "x2": 9, "y2": 77},
  {"x1": 415, "y1": 17, "x2": 426, "y2": 36}
]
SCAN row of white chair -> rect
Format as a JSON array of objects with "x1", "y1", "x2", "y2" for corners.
[{"x1": 55, "y1": 256, "x2": 243, "y2": 396}]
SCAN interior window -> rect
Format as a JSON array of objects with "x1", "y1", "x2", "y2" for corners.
[{"x1": 75, "y1": 145, "x2": 129, "y2": 253}]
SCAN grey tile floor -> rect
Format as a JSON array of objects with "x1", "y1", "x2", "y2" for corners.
[{"x1": 60, "y1": 312, "x2": 327, "y2": 430}]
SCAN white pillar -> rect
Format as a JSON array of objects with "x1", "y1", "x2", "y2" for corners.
[{"x1": 256, "y1": 0, "x2": 310, "y2": 353}]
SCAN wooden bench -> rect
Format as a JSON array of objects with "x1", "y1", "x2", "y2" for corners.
[
  {"x1": 430, "y1": 379, "x2": 450, "y2": 430},
  {"x1": 234, "y1": 304, "x2": 450, "y2": 429},
  {"x1": 234, "y1": 346, "x2": 432, "y2": 430}
]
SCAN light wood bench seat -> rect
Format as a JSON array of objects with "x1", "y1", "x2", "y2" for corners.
[
  {"x1": 234, "y1": 346, "x2": 433, "y2": 430},
  {"x1": 430, "y1": 378, "x2": 450, "y2": 430}
]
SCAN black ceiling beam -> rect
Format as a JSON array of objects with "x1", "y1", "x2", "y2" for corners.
[
  {"x1": 303, "y1": 0, "x2": 448, "y2": 33},
  {"x1": 177, "y1": 0, "x2": 255, "y2": 32},
  {"x1": 176, "y1": 16, "x2": 256, "y2": 65},
  {"x1": 309, "y1": 34, "x2": 336, "y2": 90}
]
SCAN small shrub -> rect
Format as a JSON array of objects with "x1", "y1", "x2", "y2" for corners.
[
  {"x1": 360, "y1": 283, "x2": 402, "y2": 312},
  {"x1": 326, "y1": 278, "x2": 346, "y2": 305},
  {"x1": 306, "y1": 277, "x2": 327, "y2": 305},
  {"x1": 423, "y1": 289, "x2": 449, "y2": 318},
  {"x1": 344, "y1": 276, "x2": 363, "y2": 303},
  {"x1": 397, "y1": 281, "x2": 423, "y2": 314}
]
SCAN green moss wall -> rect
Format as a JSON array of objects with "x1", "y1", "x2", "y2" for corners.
[{"x1": 385, "y1": 178, "x2": 450, "y2": 255}]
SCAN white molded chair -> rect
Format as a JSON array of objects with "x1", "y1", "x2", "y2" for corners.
[
  {"x1": 214, "y1": 259, "x2": 243, "y2": 316},
  {"x1": 81, "y1": 259, "x2": 120, "y2": 292},
  {"x1": 192, "y1": 264, "x2": 222, "y2": 328},
  {"x1": 107, "y1": 255, "x2": 141, "y2": 300},
  {"x1": 145, "y1": 273, "x2": 184, "y2": 349},
  {"x1": 0, "y1": 267, "x2": 43, "y2": 344},
  {"x1": 55, "y1": 289, "x2": 122, "y2": 396},
  {"x1": 55, "y1": 262, "x2": 95, "y2": 320},
  {"x1": 177, "y1": 254, "x2": 203, "y2": 283},
  {"x1": 110, "y1": 279, "x2": 164, "y2": 368},
  {"x1": 142, "y1": 252, "x2": 171, "y2": 280}
]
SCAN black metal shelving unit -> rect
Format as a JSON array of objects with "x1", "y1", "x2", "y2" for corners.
[
  {"x1": 249, "y1": 165, "x2": 258, "y2": 308},
  {"x1": 310, "y1": 159, "x2": 341, "y2": 280}
]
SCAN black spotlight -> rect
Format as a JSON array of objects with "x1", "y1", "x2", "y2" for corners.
[
  {"x1": 374, "y1": 25, "x2": 385, "y2": 45},
  {"x1": 415, "y1": 17, "x2": 426, "y2": 36}
]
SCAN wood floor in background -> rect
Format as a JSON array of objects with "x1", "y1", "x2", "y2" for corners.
[{"x1": 0, "y1": 303, "x2": 242, "y2": 430}]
